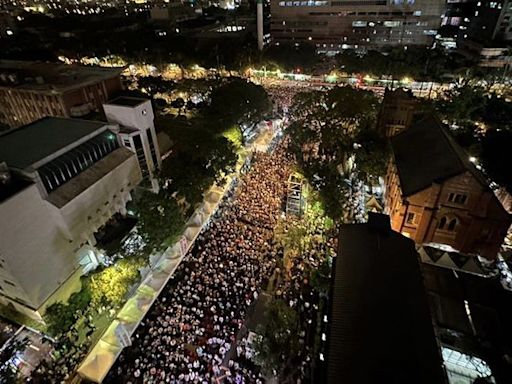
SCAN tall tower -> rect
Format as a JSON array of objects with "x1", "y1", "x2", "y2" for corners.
[
  {"x1": 257, "y1": 0, "x2": 264, "y2": 51},
  {"x1": 103, "y1": 97, "x2": 162, "y2": 191}
]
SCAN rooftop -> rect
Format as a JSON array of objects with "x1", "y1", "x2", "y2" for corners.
[
  {"x1": 327, "y1": 213, "x2": 445, "y2": 384},
  {"x1": 106, "y1": 97, "x2": 146, "y2": 107},
  {"x1": 46, "y1": 147, "x2": 135, "y2": 208},
  {"x1": 0, "y1": 117, "x2": 108, "y2": 170},
  {"x1": 390, "y1": 115, "x2": 487, "y2": 196},
  {"x1": 0, "y1": 60, "x2": 122, "y2": 93}
]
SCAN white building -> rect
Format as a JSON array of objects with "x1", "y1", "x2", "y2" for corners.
[
  {"x1": 0, "y1": 117, "x2": 142, "y2": 320},
  {"x1": 103, "y1": 97, "x2": 162, "y2": 190}
]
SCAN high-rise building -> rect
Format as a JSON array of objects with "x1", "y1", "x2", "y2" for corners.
[
  {"x1": 385, "y1": 115, "x2": 511, "y2": 259},
  {"x1": 441, "y1": 1, "x2": 512, "y2": 67},
  {"x1": 269, "y1": 0, "x2": 446, "y2": 52},
  {"x1": 0, "y1": 117, "x2": 142, "y2": 319},
  {"x1": 0, "y1": 60, "x2": 123, "y2": 129}
]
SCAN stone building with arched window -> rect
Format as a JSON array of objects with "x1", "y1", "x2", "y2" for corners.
[{"x1": 384, "y1": 115, "x2": 511, "y2": 260}]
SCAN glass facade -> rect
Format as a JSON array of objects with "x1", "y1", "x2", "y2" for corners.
[{"x1": 38, "y1": 130, "x2": 119, "y2": 193}]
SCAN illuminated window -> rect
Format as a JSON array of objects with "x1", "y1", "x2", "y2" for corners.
[{"x1": 384, "y1": 21, "x2": 401, "y2": 27}]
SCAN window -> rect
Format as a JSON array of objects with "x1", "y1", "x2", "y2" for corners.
[
  {"x1": 384, "y1": 21, "x2": 401, "y2": 27},
  {"x1": 438, "y1": 216, "x2": 458, "y2": 231},
  {"x1": 406, "y1": 212, "x2": 416, "y2": 225},
  {"x1": 448, "y1": 193, "x2": 468, "y2": 204}
]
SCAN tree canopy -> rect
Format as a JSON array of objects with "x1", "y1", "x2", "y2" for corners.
[
  {"x1": 131, "y1": 189, "x2": 185, "y2": 251},
  {"x1": 206, "y1": 77, "x2": 271, "y2": 131},
  {"x1": 254, "y1": 298, "x2": 299, "y2": 377},
  {"x1": 336, "y1": 47, "x2": 472, "y2": 81},
  {"x1": 287, "y1": 86, "x2": 385, "y2": 220}
]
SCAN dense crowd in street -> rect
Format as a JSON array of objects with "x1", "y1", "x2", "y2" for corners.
[
  {"x1": 105, "y1": 147, "x2": 293, "y2": 383},
  {"x1": 264, "y1": 83, "x2": 315, "y2": 115}
]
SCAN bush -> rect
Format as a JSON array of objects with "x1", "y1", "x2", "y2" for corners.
[
  {"x1": 88, "y1": 259, "x2": 143, "y2": 308},
  {"x1": 44, "y1": 287, "x2": 91, "y2": 337}
]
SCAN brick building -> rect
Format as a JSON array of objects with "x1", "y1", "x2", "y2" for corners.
[
  {"x1": 385, "y1": 115, "x2": 511, "y2": 259},
  {"x1": 0, "y1": 60, "x2": 122, "y2": 129},
  {"x1": 377, "y1": 87, "x2": 420, "y2": 137}
]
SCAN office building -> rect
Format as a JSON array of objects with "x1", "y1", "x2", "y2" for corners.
[
  {"x1": 0, "y1": 117, "x2": 142, "y2": 319},
  {"x1": 0, "y1": 60, "x2": 123, "y2": 129},
  {"x1": 325, "y1": 213, "x2": 446, "y2": 384},
  {"x1": 103, "y1": 97, "x2": 162, "y2": 189},
  {"x1": 385, "y1": 115, "x2": 511, "y2": 259},
  {"x1": 269, "y1": 0, "x2": 446, "y2": 52},
  {"x1": 441, "y1": 1, "x2": 512, "y2": 67}
]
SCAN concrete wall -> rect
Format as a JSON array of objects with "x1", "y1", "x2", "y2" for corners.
[
  {"x1": 59, "y1": 154, "x2": 142, "y2": 243},
  {"x1": 0, "y1": 183, "x2": 74, "y2": 309},
  {"x1": 103, "y1": 100, "x2": 154, "y2": 131},
  {"x1": 0, "y1": 153, "x2": 142, "y2": 310}
]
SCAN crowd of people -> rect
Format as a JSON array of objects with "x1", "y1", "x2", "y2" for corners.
[
  {"x1": 269, "y1": 207, "x2": 337, "y2": 382},
  {"x1": 106, "y1": 147, "x2": 293, "y2": 383},
  {"x1": 264, "y1": 83, "x2": 316, "y2": 116}
]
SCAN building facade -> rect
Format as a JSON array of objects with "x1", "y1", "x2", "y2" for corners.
[
  {"x1": 377, "y1": 87, "x2": 420, "y2": 137},
  {"x1": 441, "y1": 1, "x2": 512, "y2": 67},
  {"x1": 0, "y1": 117, "x2": 142, "y2": 319},
  {"x1": 103, "y1": 97, "x2": 162, "y2": 189},
  {"x1": 385, "y1": 116, "x2": 511, "y2": 259},
  {"x1": 269, "y1": 0, "x2": 446, "y2": 52},
  {"x1": 0, "y1": 60, "x2": 122, "y2": 129}
]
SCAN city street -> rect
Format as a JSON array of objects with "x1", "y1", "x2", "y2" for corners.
[{"x1": 105, "y1": 144, "x2": 294, "y2": 383}]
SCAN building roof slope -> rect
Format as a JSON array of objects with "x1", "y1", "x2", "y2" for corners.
[
  {"x1": 0, "y1": 117, "x2": 107, "y2": 170},
  {"x1": 46, "y1": 147, "x2": 135, "y2": 208},
  {"x1": 328, "y1": 213, "x2": 445, "y2": 384},
  {"x1": 390, "y1": 115, "x2": 486, "y2": 196},
  {"x1": 0, "y1": 60, "x2": 122, "y2": 93}
]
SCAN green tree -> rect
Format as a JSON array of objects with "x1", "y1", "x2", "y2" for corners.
[
  {"x1": 44, "y1": 285, "x2": 92, "y2": 337},
  {"x1": 207, "y1": 77, "x2": 271, "y2": 136},
  {"x1": 88, "y1": 259, "x2": 144, "y2": 307},
  {"x1": 159, "y1": 121, "x2": 238, "y2": 208},
  {"x1": 254, "y1": 299, "x2": 299, "y2": 377},
  {"x1": 436, "y1": 84, "x2": 487, "y2": 125},
  {"x1": 132, "y1": 190, "x2": 185, "y2": 251},
  {"x1": 310, "y1": 258, "x2": 331, "y2": 296},
  {"x1": 287, "y1": 86, "x2": 380, "y2": 220}
]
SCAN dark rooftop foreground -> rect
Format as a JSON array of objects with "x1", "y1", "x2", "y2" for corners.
[
  {"x1": 0, "y1": 117, "x2": 106, "y2": 170},
  {"x1": 327, "y1": 213, "x2": 446, "y2": 384}
]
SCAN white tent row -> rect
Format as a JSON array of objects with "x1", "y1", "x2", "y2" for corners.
[
  {"x1": 418, "y1": 246, "x2": 488, "y2": 276},
  {"x1": 77, "y1": 177, "x2": 236, "y2": 383}
]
